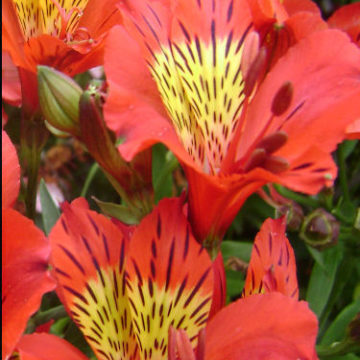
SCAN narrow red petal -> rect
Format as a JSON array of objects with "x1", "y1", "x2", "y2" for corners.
[
  {"x1": 17, "y1": 333, "x2": 88, "y2": 360},
  {"x1": 126, "y1": 197, "x2": 213, "y2": 359},
  {"x1": 243, "y1": 217, "x2": 299, "y2": 299},
  {"x1": 50, "y1": 199, "x2": 138, "y2": 360},
  {"x1": 328, "y1": 2, "x2": 360, "y2": 46},
  {"x1": 205, "y1": 293, "x2": 318, "y2": 360},
  {"x1": 2, "y1": 209, "x2": 56, "y2": 359},
  {"x1": 2, "y1": 130, "x2": 20, "y2": 208}
]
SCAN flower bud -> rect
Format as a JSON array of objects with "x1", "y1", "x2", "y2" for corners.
[
  {"x1": 300, "y1": 208, "x2": 340, "y2": 250},
  {"x1": 277, "y1": 201, "x2": 304, "y2": 231},
  {"x1": 37, "y1": 65, "x2": 82, "y2": 137}
]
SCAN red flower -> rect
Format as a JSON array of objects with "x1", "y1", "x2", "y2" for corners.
[
  {"x1": 2, "y1": 0, "x2": 122, "y2": 112},
  {"x1": 104, "y1": 0, "x2": 360, "y2": 245},
  {"x1": 13, "y1": 209, "x2": 318, "y2": 359},
  {"x1": 49, "y1": 197, "x2": 213, "y2": 359},
  {"x1": 2, "y1": 131, "x2": 56, "y2": 359}
]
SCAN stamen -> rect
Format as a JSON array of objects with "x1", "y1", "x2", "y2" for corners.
[
  {"x1": 271, "y1": 81, "x2": 293, "y2": 116},
  {"x1": 257, "y1": 131, "x2": 288, "y2": 154},
  {"x1": 49, "y1": 0, "x2": 83, "y2": 40}
]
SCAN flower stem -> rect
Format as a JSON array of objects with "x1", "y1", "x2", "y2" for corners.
[
  {"x1": 20, "y1": 114, "x2": 49, "y2": 219},
  {"x1": 80, "y1": 162, "x2": 99, "y2": 197},
  {"x1": 337, "y1": 142, "x2": 350, "y2": 204}
]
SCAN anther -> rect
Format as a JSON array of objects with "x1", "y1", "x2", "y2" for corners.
[
  {"x1": 257, "y1": 131, "x2": 288, "y2": 154},
  {"x1": 271, "y1": 81, "x2": 293, "y2": 116}
]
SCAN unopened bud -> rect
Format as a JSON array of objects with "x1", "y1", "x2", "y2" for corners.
[
  {"x1": 300, "y1": 208, "x2": 339, "y2": 250},
  {"x1": 38, "y1": 65, "x2": 82, "y2": 137},
  {"x1": 277, "y1": 201, "x2": 304, "y2": 231}
]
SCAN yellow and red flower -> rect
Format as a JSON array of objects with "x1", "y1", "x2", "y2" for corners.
[
  {"x1": 12, "y1": 208, "x2": 318, "y2": 359},
  {"x1": 2, "y1": 0, "x2": 122, "y2": 112},
  {"x1": 103, "y1": 0, "x2": 360, "y2": 246}
]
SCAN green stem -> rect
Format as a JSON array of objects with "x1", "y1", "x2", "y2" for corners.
[
  {"x1": 337, "y1": 142, "x2": 351, "y2": 203},
  {"x1": 20, "y1": 115, "x2": 48, "y2": 219},
  {"x1": 80, "y1": 162, "x2": 99, "y2": 197},
  {"x1": 317, "y1": 338, "x2": 360, "y2": 357},
  {"x1": 26, "y1": 305, "x2": 68, "y2": 333},
  {"x1": 273, "y1": 184, "x2": 319, "y2": 208}
]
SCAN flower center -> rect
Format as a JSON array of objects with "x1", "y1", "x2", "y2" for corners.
[
  {"x1": 150, "y1": 32, "x2": 248, "y2": 174},
  {"x1": 13, "y1": 0, "x2": 89, "y2": 41}
]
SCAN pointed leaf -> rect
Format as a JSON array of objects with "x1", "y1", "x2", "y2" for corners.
[{"x1": 39, "y1": 179, "x2": 61, "y2": 235}]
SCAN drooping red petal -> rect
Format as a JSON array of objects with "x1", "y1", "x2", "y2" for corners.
[
  {"x1": 2, "y1": 209, "x2": 56, "y2": 359},
  {"x1": 2, "y1": 130, "x2": 20, "y2": 209},
  {"x1": 17, "y1": 333, "x2": 88, "y2": 360},
  {"x1": 205, "y1": 292, "x2": 318, "y2": 360},
  {"x1": 243, "y1": 217, "x2": 299, "y2": 299},
  {"x1": 328, "y1": 2, "x2": 360, "y2": 46},
  {"x1": 126, "y1": 197, "x2": 213, "y2": 359},
  {"x1": 50, "y1": 199, "x2": 138, "y2": 360}
]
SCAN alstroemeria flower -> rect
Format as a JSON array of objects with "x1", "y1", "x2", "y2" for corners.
[
  {"x1": 2, "y1": 0, "x2": 122, "y2": 112},
  {"x1": 2, "y1": 130, "x2": 56, "y2": 360},
  {"x1": 49, "y1": 197, "x2": 214, "y2": 360},
  {"x1": 104, "y1": 0, "x2": 360, "y2": 245},
  {"x1": 17, "y1": 203, "x2": 317, "y2": 360}
]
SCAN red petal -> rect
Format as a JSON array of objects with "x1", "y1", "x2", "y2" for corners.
[
  {"x1": 2, "y1": 209, "x2": 56, "y2": 359},
  {"x1": 346, "y1": 118, "x2": 360, "y2": 140},
  {"x1": 2, "y1": 51, "x2": 22, "y2": 106},
  {"x1": 243, "y1": 217, "x2": 299, "y2": 299},
  {"x1": 205, "y1": 292, "x2": 318, "y2": 360},
  {"x1": 328, "y1": 2, "x2": 360, "y2": 46},
  {"x1": 17, "y1": 333, "x2": 88, "y2": 360},
  {"x1": 104, "y1": 25, "x2": 191, "y2": 164},
  {"x1": 50, "y1": 200, "x2": 138, "y2": 360},
  {"x1": 78, "y1": 0, "x2": 123, "y2": 39},
  {"x1": 126, "y1": 197, "x2": 213, "y2": 358},
  {"x1": 236, "y1": 29, "x2": 360, "y2": 193},
  {"x1": 2, "y1": 130, "x2": 20, "y2": 208},
  {"x1": 208, "y1": 252, "x2": 226, "y2": 318}
]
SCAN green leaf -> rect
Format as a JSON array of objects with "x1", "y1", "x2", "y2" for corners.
[
  {"x1": 226, "y1": 269, "x2": 245, "y2": 300},
  {"x1": 321, "y1": 300, "x2": 360, "y2": 346},
  {"x1": 306, "y1": 246, "x2": 343, "y2": 318},
  {"x1": 39, "y1": 179, "x2": 61, "y2": 235},
  {"x1": 221, "y1": 241, "x2": 253, "y2": 262},
  {"x1": 307, "y1": 245, "x2": 326, "y2": 269},
  {"x1": 152, "y1": 144, "x2": 178, "y2": 203},
  {"x1": 93, "y1": 197, "x2": 140, "y2": 225}
]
